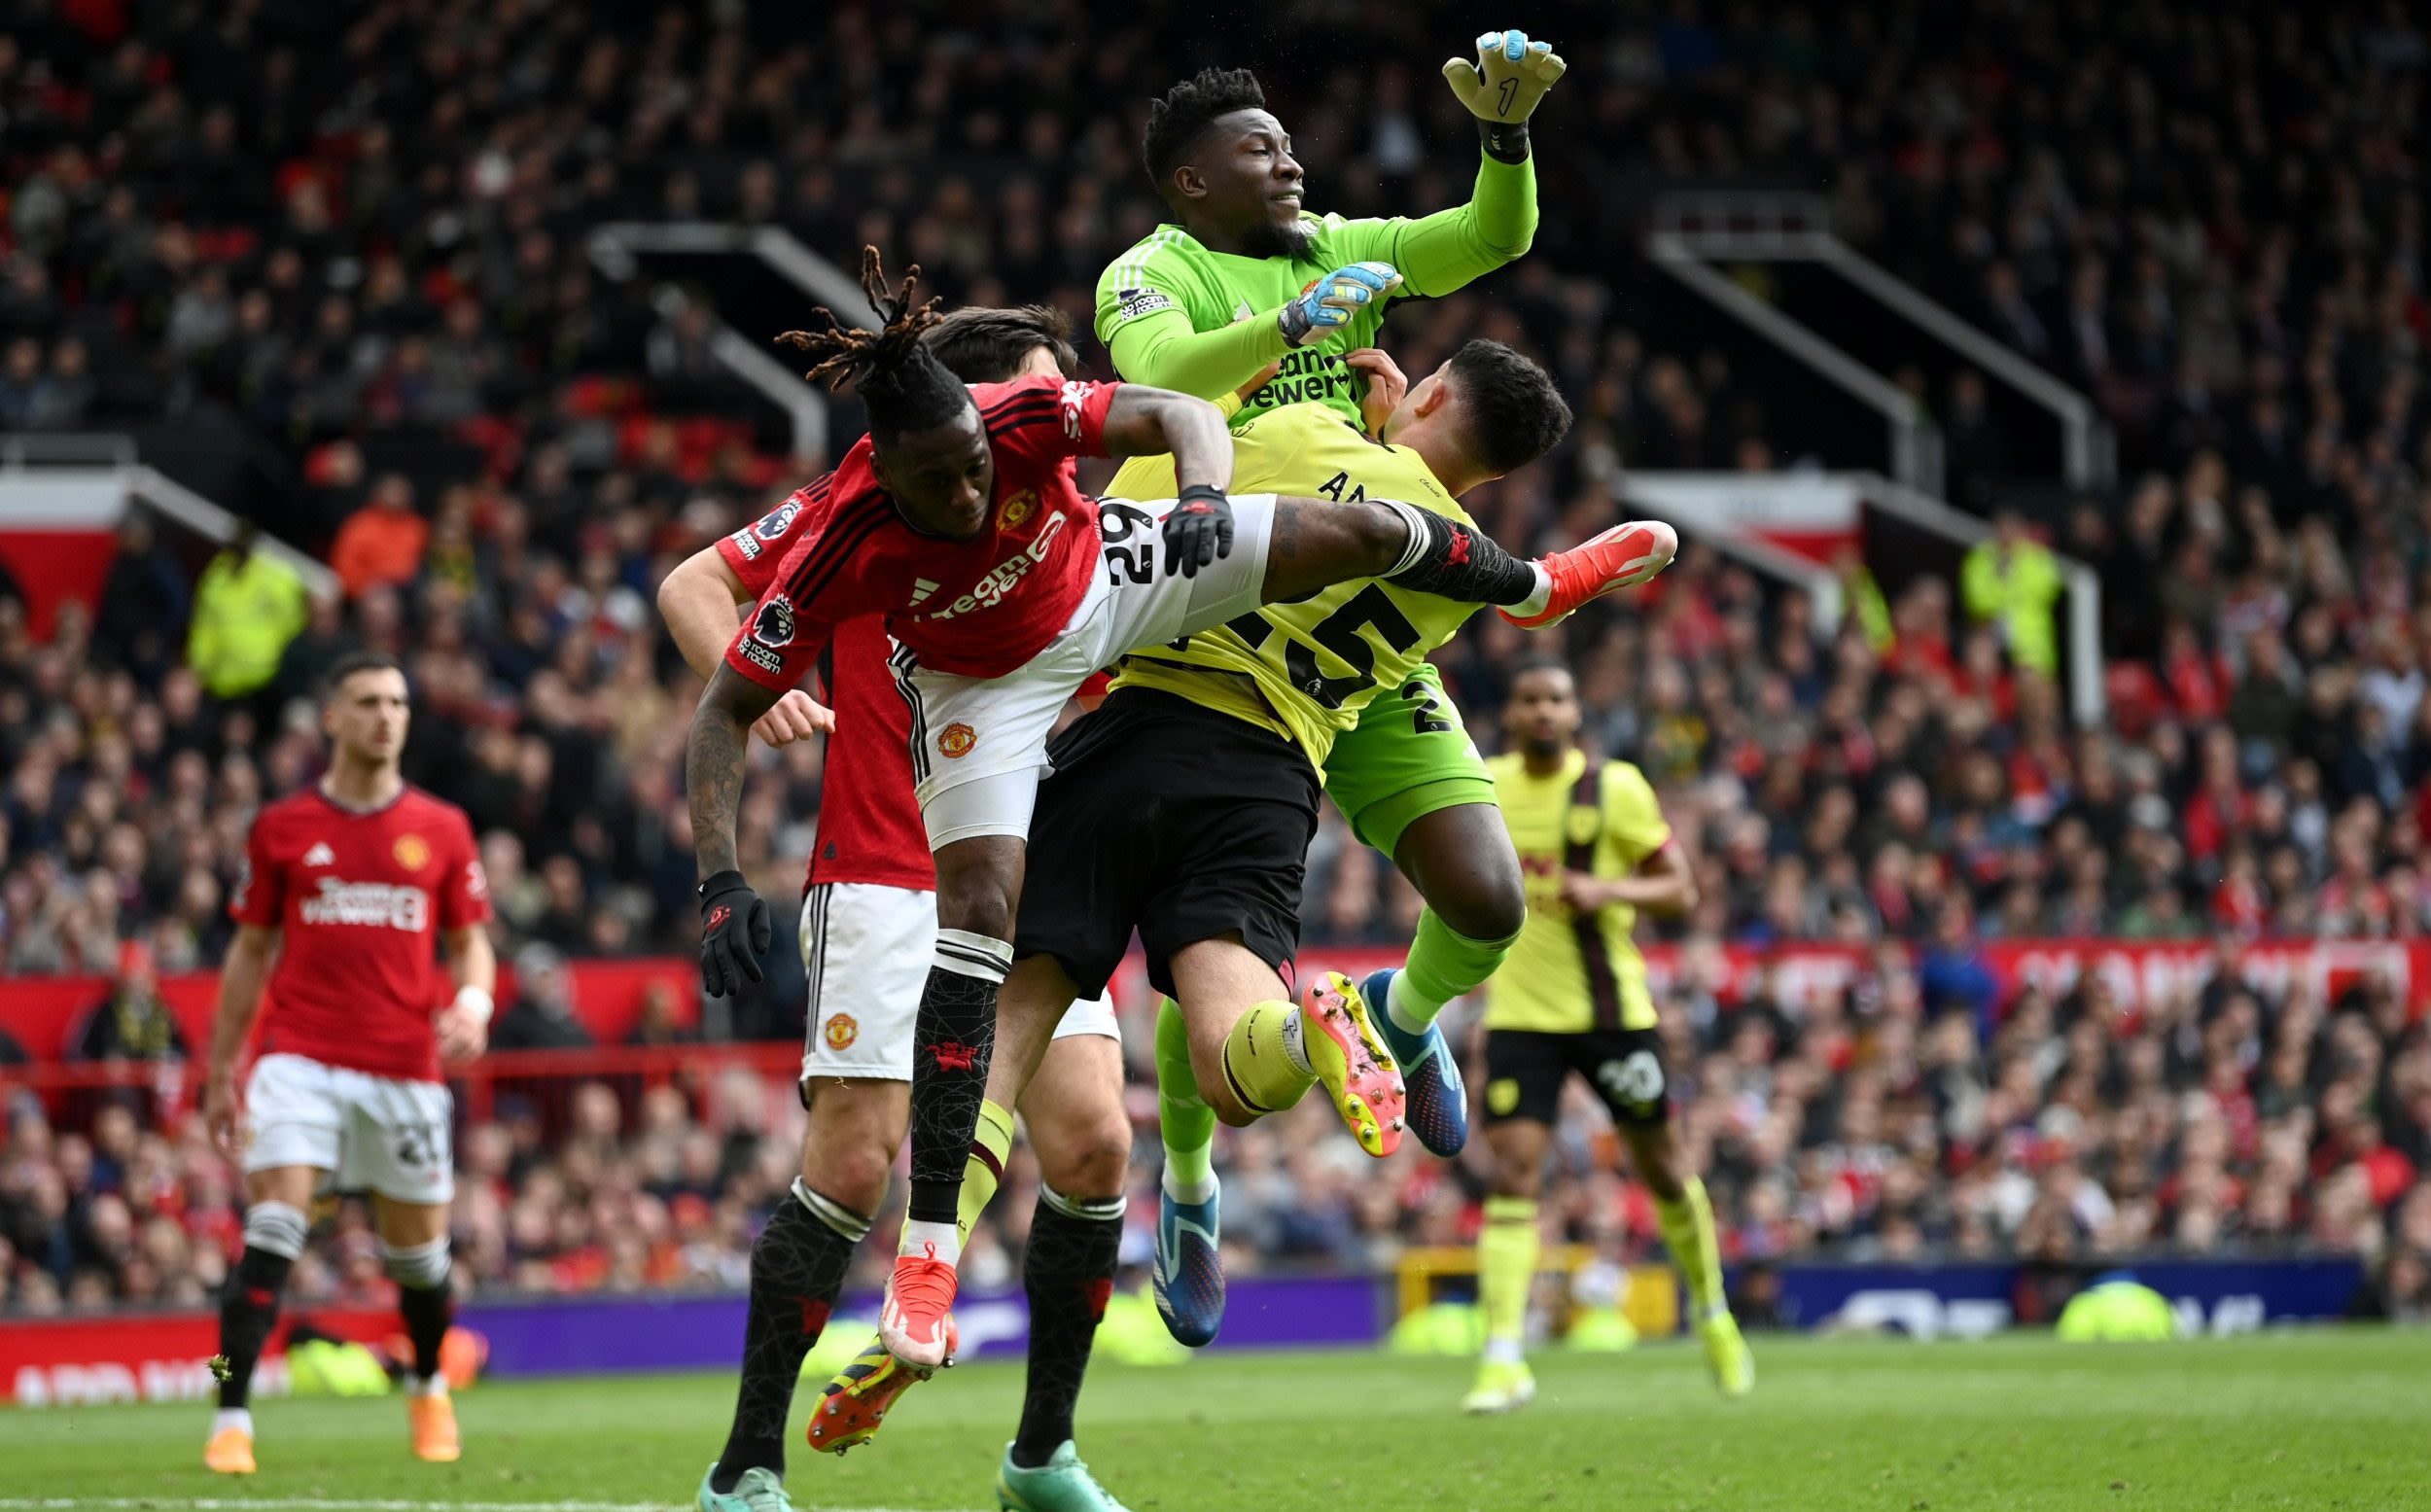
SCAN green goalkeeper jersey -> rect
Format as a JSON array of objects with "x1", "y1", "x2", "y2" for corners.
[{"x1": 1096, "y1": 152, "x2": 1537, "y2": 430}]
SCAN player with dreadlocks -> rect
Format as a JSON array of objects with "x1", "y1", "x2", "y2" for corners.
[{"x1": 685, "y1": 246, "x2": 1671, "y2": 1387}]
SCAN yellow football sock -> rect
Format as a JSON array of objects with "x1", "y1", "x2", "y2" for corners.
[
  {"x1": 1216, "y1": 1002, "x2": 1315, "y2": 1118},
  {"x1": 955, "y1": 1099, "x2": 1017, "y2": 1248},
  {"x1": 1479, "y1": 1195, "x2": 1539, "y2": 1354},
  {"x1": 1655, "y1": 1176, "x2": 1726, "y2": 1319}
]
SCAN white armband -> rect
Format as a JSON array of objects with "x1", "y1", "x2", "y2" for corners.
[{"x1": 450, "y1": 984, "x2": 495, "y2": 1027}]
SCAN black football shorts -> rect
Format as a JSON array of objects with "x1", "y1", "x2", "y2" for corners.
[{"x1": 1015, "y1": 686, "x2": 1319, "y2": 999}]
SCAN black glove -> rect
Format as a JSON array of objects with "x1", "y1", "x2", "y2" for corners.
[
  {"x1": 1162, "y1": 484, "x2": 1235, "y2": 579},
  {"x1": 696, "y1": 869, "x2": 772, "y2": 998}
]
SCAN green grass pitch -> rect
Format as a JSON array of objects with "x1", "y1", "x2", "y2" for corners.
[{"x1": 8, "y1": 1331, "x2": 2430, "y2": 1511}]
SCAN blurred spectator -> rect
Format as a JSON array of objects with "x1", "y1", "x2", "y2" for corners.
[
  {"x1": 1959, "y1": 509, "x2": 2064, "y2": 679},
  {"x1": 185, "y1": 521, "x2": 306, "y2": 701},
  {"x1": 68, "y1": 941, "x2": 186, "y2": 1064},
  {"x1": 489, "y1": 946, "x2": 596, "y2": 1052},
  {"x1": 329, "y1": 475, "x2": 428, "y2": 600}
]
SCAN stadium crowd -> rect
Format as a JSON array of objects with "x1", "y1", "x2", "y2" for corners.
[{"x1": 4, "y1": 1, "x2": 2430, "y2": 1320}]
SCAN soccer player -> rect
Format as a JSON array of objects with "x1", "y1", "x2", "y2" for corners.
[
  {"x1": 989, "y1": 349, "x2": 1664, "y2": 1333},
  {"x1": 1094, "y1": 36, "x2": 1613, "y2": 1338},
  {"x1": 687, "y1": 250, "x2": 1648, "y2": 1370},
  {"x1": 659, "y1": 304, "x2": 1137, "y2": 1512},
  {"x1": 1465, "y1": 659, "x2": 1752, "y2": 1413},
  {"x1": 200, "y1": 651, "x2": 495, "y2": 1473}
]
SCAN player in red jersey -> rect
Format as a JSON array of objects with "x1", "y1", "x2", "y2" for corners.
[
  {"x1": 199, "y1": 652, "x2": 494, "y2": 1476},
  {"x1": 684, "y1": 248, "x2": 1672, "y2": 1373},
  {"x1": 661, "y1": 306, "x2": 1144, "y2": 1512}
]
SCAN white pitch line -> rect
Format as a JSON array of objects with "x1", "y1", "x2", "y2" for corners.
[{"x1": 0, "y1": 1501, "x2": 937, "y2": 1512}]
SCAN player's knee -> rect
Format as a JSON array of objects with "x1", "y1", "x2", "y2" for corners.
[
  {"x1": 800, "y1": 1092, "x2": 902, "y2": 1213},
  {"x1": 1041, "y1": 1107, "x2": 1133, "y2": 1199},
  {"x1": 1433, "y1": 862, "x2": 1526, "y2": 945},
  {"x1": 934, "y1": 856, "x2": 1018, "y2": 942},
  {"x1": 802, "y1": 1138, "x2": 893, "y2": 1215}
]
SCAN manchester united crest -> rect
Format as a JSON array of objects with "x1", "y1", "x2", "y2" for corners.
[
  {"x1": 393, "y1": 833, "x2": 431, "y2": 871},
  {"x1": 938, "y1": 723, "x2": 976, "y2": 758},
  {"x1": 822, "y1": 1013, "x2": 859, "y2": 1051},
  {"x1": 999, "y1": 489, "x2": 1039, "y2": 529}
]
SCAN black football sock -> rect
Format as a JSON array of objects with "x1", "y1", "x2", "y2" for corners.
[
  {"x1": 711, "y1": 1180, "x2": 869, "y2": 1493},
  {"x1": 216, "y1": 1202, "x2": 307, "y2": 1411},
  {"x1": 1009, "y1": 1187, "x2": 1125, "y2": 1469},
  {"x1": 385, "y1": 1238, "x2": 456, "y2": 1386},
  {"x1": 904, "y1": 932, "x2": 1010, "y2": 1233},
  {"x1": 1381, "y1": 503, "x2": 1540, "y2": 605}
]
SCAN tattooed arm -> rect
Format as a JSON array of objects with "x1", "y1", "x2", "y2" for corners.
[{"x1": 687, "y1": 663, "x2": 782, "y2": 881}]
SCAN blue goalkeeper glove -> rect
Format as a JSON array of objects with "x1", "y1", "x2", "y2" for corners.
[
  {"x1": 1442, "y1": 29, "x2": 1566, "y2": 161},
  {"x1": 1277, "y1": 262, "x2": 1403, "y2": 348}
]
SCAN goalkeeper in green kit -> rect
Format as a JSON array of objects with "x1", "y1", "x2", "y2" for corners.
[{"x1": 1096, "y1": 33, "x2": 1634, "y2": 1348}]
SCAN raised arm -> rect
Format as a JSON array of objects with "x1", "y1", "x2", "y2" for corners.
[
  {"x1": 1098, "y1": 385, "x2": 1235, "y2": 493},
  {"x1": 1106, "y1": 306, "x2": 1296, "y2": 407}
]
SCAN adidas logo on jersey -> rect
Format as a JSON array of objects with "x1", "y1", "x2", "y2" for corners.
[
  {"x1": 302, "y1": 843, "x2": 335, "y2": 867},
  {"x1": 908, "y1": 577, "x2": 940, "y2": 608}
]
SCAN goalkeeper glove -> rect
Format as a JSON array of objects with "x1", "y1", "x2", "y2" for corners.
[
  {"x1": 1162, "y1": 484, "x2": 1235, "y2": 579},
  {"x1": 696, "y1": 869, "x2": 771, "y2": 998},
  {"x1": 1277, "y1": 261, "x2": 1403, "y2": 347},
  {"x1": 1442, "y1": 29, "x2": 1566, "y2": 161}
]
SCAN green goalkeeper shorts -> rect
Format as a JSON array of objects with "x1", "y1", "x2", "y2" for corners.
[{"x1": 1323, "y1": 661, "x2": 1499, "y2": 857}]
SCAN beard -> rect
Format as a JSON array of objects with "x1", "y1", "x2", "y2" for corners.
[
  {"x1": 1522, "y1": 734, "x2": 1567, "y2": 762},
  {"x1": 1239, "y1": 212, "x2": 1317, "y2": 262}
]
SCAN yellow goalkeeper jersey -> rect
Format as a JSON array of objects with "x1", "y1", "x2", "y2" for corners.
[
  {"x1": 1485, "y1": 751, "x2": 1671, "y2": 1034},
  {"x1": 1105, "y1": 403, "x2": 1478, "y2": 776}
]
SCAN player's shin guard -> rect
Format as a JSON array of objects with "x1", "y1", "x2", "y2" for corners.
[
  {"x1": 713, "y1": 1179, "x2": 868, "y2": 1492},
  {"x1": 903, "y1": 932, "x2": 1010, "y2": 1253},
  {"x1": 955, "y1": 1099, "x2": 1017, "y2": 1246},
  {"x1": 383, "y1": 1238, "x2": 454, "y2": 1389},
  {"x1": 1655, "y1": 1176, "x2": 1727, "y2": 1319},
  {"x1": 1011, "y1": 1187, "x2": 1124, "y2": 1470},
  {"x1": 217, "y1": 1202, "x2": 307, "y2": 1410},
  {"x1": 1391, "y1": 910, "x2": 1518, "y2": 1035},
  {"x1": 1216, "y1": 1001, "x2": 1316, "y2": 1118},
  {"x1": 1155, "y1": 999, "x2": 1217, "y2": 1200},
  {"x1": 1380, "y1": 502, "x2": 1544, "y2": 607},
  {"x1": 1478, "y1": 1196, "x2": 1539, "y2": 1362}
]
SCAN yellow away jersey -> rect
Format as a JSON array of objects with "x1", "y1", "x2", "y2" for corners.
[
  {"x1": 1105, "y1": 403, "x2": 1478, "y2": 775},
  {"x1": 1485, "y1": 751, "x2": 1672, "y2": 1034}
]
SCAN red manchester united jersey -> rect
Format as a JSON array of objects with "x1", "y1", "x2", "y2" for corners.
[
  {"x1": 719, "y1": 519, "x2": 932, "y2": 894},
  {"x1": 722, "y1": 375, "x2": 1120, "y2": 690},
  {"x1": 229, "y1": 785, "x2": 490, "y2": 1082}
]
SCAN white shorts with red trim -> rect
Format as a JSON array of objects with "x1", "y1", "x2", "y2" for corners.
[
  {"x1": 798, "y1": 882, "x2": 1116, "y2": 1085},
  {"x1": 242, "y1": 1052, "x2": 454, "y2": 1205},
  {"x1": 891, "y1": 494, "x2": 1278, "y2": 848}
]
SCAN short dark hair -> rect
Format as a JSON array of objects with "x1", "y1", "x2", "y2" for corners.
[
  {"x1": 1443, "y1": 339, "x2": 1573, "y2": 476},
  {"x1": 1144, "y1": 67, "x2": 1267, "y2": 193},
  {"x1": 922, "y1": 305, "x2": 1078, "y2": 384},
  {"x1": 321, "y1": 650, "x2": 405, "y2": 702},
  {"x1": 776, "y1": 246, "x2": 970, "y2": 444},
  {"x1": 1511, "y1": 655, "x2": 1573, "y2": 686}
]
